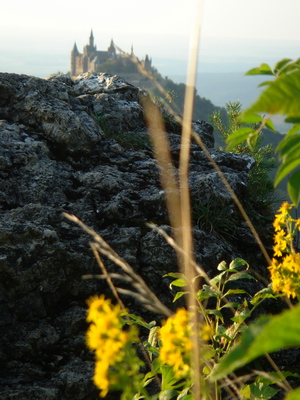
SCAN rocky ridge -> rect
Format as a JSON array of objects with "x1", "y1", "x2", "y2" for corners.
[{"x1": 0, "y1": 72, "x2": 271, "y2": 399}]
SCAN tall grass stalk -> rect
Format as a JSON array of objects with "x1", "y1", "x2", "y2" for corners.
[
  {"x1": 66, "y1": 1, "x2": 292, "y2": 398},
  {"x1": 179, "y1": 1, "x2": 205, "y2": 398}
]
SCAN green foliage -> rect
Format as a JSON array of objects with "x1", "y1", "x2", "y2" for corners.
[
  {"x1": 107, "y1": 131, "x2": 152, "y2": 151},
  {"x1": 240, "y1": 378, "x2": 280, "y2": 400},
  {"x1": 211, "y1": 101, "x2": 277, "y2": 217},
  {"x1": 167, "y1": 258, "x2": 259, "y2": 354},
  {"x1": 76, "y1": 56, "x2": 300, "y2": 400},
  {"x1": 149, "y1": 77, "x2": 227, "y2": 122},
  {"x1": 226, "y1": 58, "x2": 300, "y2": 205},
  {"x1": 95, "y1": 111, "x2": 152, "y2": 151},
  {"x1": 191, "y1": 197, "x2": 237, "y2": 240},
  {"x1": 210, "y1": 303, "x2": 300, "y2": 381},
  {"x1": 285, "y1": 387, "x2": 300, "y2": 400}
]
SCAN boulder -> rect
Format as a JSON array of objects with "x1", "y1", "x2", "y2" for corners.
[{"x1": 0, "y1": 72, "x2": 270, "y2": 399}]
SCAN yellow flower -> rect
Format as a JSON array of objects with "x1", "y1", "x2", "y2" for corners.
[
  {"x1": 273, "y1": 202, "x2": 293, "y2": 231},
  {"x1": 200, "y1": 323, "x2": 213, "y2": 341},
  {"x1": 278, "y1": 202, "x2": 293, "y2": 216},
  {"x1": 85, "y1": 296, "x2": 132, "y2": 396},
  {"x1": 270, "y1": 203, "x2": 300, "y2": 299},
  {"x1": 269, "y1": 254, "x2": 300, "y2": 298},
  {"x1": 159, "y1": 308, "x2": 193, "y2": 378}
]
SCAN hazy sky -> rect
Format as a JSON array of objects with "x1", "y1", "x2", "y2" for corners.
[{"x1": 1, "y1": 0, "x2": 299, "y2": 77}]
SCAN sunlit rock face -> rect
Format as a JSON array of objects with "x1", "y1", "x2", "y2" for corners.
[{"x1": 0, "y1": 72, "x2": 269, "y2": 399}]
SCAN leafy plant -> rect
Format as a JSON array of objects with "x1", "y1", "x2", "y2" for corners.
[
  {"x1": 95, "y1": 111, "x2": 152, "y2": 151},
  {"x1": 69, "y1": 54, "x2": 300, "y2": 399},
  {"x1": 191, "y1": 196, "x2": 237, "y2": 240},
  {"x1": 78, "y1": 203, "x2": 300, "y2": 399},
  {"x1": 225, "y1": 58, "x2": 300, "y2": 205},
  {"x1": 211, "y1": 101, "x2": 277, "y2": 217}
]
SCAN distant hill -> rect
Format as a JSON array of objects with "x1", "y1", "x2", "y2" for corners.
[{"x1": 94, "y1": 58, "x2": 227, "y2": 123}]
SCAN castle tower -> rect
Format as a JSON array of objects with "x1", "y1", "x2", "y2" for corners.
[
  {"x1": 89, "y1": 30, "x2": 94, "y2": 47},
  {"x1": 108, "y1": 39, "x2": 116, "y2": 57},
  {"x1": 142, "y1": 54, "x2": 152, "y2": 71},
  {"x1": 70, "y1": 42, "x2": 79, "y2": 78}
]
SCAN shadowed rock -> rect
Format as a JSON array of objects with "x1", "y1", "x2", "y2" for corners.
[{"x1": 0, "y1": 72, "x2": 271, "y2": 399}]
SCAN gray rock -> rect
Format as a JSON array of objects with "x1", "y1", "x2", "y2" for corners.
[
  {"x1": 0, "y1": 73, "x2": 103, "y2": 154},
  {"x1": 0, "y1": 72, "x2": 272, "y2": 399}
]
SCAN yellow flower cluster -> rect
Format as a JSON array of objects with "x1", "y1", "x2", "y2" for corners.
[
  {"x1": 273, "y1": 202, "x2": 294, "y2": 257},
  {"x1": 159, "y1": 308, "x2": 193, "y2": 378},
  {"x1": 269, "y1": 202, "x2": 300, "y2": 298},
  {"x1": 86, "y1": 295, "x2": 129, "y2": 397}
]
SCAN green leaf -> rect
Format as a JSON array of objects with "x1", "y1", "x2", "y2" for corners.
[
  {"x1": 227, "y1": 272, "x2": 255, "y2": 282},
  {"x1": 209, "y1": 303, "x2": 300, "y2": 381},
  {"x1": 246, "y1": 63, "x2": 274, "y2": 76},
  {"x1": 246, "y1": 67, "x2": 264, "y2": 76},
  {"x1": 159, "y1": 390, "x2": 179, "y2": 400},
  {"x1": 274, "y1": 58, "x2": 292, "y2": 74},
  {"x1": 160, "y1": 365, "x2": 186, "y2": 392},
  {"x1": 285, "y1": 116, "x2": 300, "y2": 123},
  {"x1": 143, "y1": 342, "x2": 159, "y2": 358},
  {"x1": 276, "y1": 132, "x2": 300, "y2": 156},
  {"x1": 257, "y1": 80, "x2": 274, "y2": 87},
  {"x1": 240, "y1": 113, "x2": 263, "y2": 124},
  {"x1": 265, "y1": 118, "x2": 276, "y2": 131},
  {"x1": 209, "y1": 271, "x2": 227, "y2": 286},
  {"x1": 231, "y1": 308, "x2": 251, "y2": 323},
  {"x1": 286, "y1": 123, "x2": 300, "y2": 136},
  {"x1": 220, "y1": 302, "x2": 242, "y2": 309},
  {"x1": 287, "y1": 169, "x2": 300, "y2": 205},
  {"x1": 274, "y1": 156, "x2": 300, "y2": 187},
  {"x1": 229, "y1": 258, "x2": 249, "y2": 270},
  {"x1": 169, "y1": 278, "x2": 188, "y2": 288},
  {"x1": 257, "y1": 371, "x2": 300, "y2": 385},
  {"x1": 280, "y1": 58, "x2": 300, "y2": 75},
  {"x1": 164, "y1": 272, "x2": 185, "y2": 279},
  {"x1": 217, "y1": 260, "x2": 228, "y2": 271},
  {"x1": 284, "y1": 388, "x2": 300, "y2": 400},
  {"x1": 250, "y1": 287, "x2": 278, "y2": 306},
  {"x1": 223, "y1": 289, "x2": 249, "y2": 297},
  {"x1": 246, "y1": 70, "x2": 300, "y2": 118},
  {"x1": 197, "y1": 285, "x2": 218, "y2": 301},
  {"x1": 206, "y1": 309, "x2": 223, "y2": 321},
  {"x1": 241, "y1": 381, "x2": 279, "y2": 400},
  {"x1": 164, "y1": 273, "x2": 189, "y2": 289},
  {"x1": 173, "y1": 291, "x2": 188, "y2": 302},
  {"x1": 148, "y1": 326, "x2": 159, "y2": 347},
  {"x1": 126, "y1": 313, "x2": 155, "y2": 330},
  {"x1": 226, "y1": 127, "x2": 255, "y2": 151},
  {"x1": 177, "y1": 388, "x2": 193, "y2": 400}
]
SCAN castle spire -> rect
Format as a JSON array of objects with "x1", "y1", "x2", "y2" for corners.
[
  {"x1": 71, "y1": 42, "x2": 79, "y2": 54},
  {"x1": 89, "y1": 30, "x2": 94, "y2": 47},
  {"x1": 108, "y1": 38, "x2": 116, "y2": 57}
]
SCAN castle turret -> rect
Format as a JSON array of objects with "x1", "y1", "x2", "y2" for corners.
[
  {"x1": 71, "y1": 42, "x2": 79, "y2": 54},
  {"x1": 89, "y1": 30, "x2": 94, "y2": 47},
  {"x1": 142, "y1": 54, "x2": 152, "y2": 71},
  {"x1": 71, "y1": 42, "x2": 80, "y2": 78},
  {"x1": 108, "y1": 39, "x2": 116, "y2": 57}
]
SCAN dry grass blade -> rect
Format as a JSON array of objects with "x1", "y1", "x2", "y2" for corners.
[
  {"x1": 139, "y1": 94, "x2": 182, "y2": 246},
  {"x1": 63, "y1": 212, "x2": 172, "y2": 317},
  {"x1": 147, "y1": 222, "x2": 211, "y2": 284}
]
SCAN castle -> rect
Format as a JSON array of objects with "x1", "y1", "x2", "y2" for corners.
[{"x1": 70, "y1": 30, "x2": 152, "y2": 79}]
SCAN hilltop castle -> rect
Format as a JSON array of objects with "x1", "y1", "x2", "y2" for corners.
[{"x1": 70, "y1": 30, "x2": 152, "y2": 79}]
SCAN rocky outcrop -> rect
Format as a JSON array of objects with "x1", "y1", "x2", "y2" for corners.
[{"x1": 0, "y1": 72, "x2": 269, "y2": 399}]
